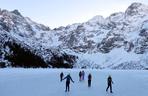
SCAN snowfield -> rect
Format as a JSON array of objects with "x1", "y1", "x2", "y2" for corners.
[{"x1": 0, "y1": 69, "x2": 148, "y2": 96}]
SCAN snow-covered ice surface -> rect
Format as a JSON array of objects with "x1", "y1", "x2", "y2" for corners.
[{"x1": 0, "y1": 68, "x2": 148, "y2": 96}]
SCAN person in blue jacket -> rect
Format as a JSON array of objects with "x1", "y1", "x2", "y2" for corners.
[{"x1": 62, "y1": 74, "x2": 74, "y2": 92}]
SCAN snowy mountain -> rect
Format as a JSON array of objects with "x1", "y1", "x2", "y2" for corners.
[
  {"x1": 0, "y1": 9, "x2": 76, "y2": 68},
  {"x1": 0, "y1": 2, "x2": 148, "y2": 69}
]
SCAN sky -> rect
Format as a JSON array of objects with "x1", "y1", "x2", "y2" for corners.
[{"x1": 0, "y1": 0, "x2": 148, "y2": 29}]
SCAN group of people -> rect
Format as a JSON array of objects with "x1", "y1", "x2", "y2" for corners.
[
  {"x1": 60, "y1": 72, "x2": 74, "y2": 92},
  {"x1": 60, "y1": 71, "x2": 113, "y2": 93},
  {"x1": 79, "y1": 70, "x2": 85, "y2": 81},
  {"x1": 79, "y1": 70, "x2": 92, "y2": 87}
]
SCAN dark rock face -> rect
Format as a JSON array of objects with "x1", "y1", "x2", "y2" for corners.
[
  {"x1": 50, "y1": 53, "x2": 77, "y2": 68},
  {"x1": 11, "y1": 10, "x2": 22, "y2": 16},
  {"x1": 139, "y1": 29, "x2": 148, "y2": 36},
  {"x1": 98, "y1": 36, "x2": 124, "y2": 53},
  {"x1": 124, "y1": 41, "x2": 134, "y2": 52},
  {"x1": 125, "y1": 3, "x2": 143, "y2": 16},
  {"x1": 0, "y1": 21, "x2": 11, "y2": 32}
]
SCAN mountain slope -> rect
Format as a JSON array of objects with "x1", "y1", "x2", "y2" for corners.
[
  {"x1": 0, "y1": 9, "x2": 76, "y2": 68},
  {"x1": 0, "y1": 2, "x2": 148, "y2": 69},
  {"x1": 46, "y1": 2, "x2": 148, "y2": 69}
]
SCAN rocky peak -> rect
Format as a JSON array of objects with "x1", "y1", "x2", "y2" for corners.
[
  {"x1": 0, "y1": 9, "x2": 9, "y2": 15},
  {"x1": 0, "y1": 9, "x2": 50, "y2": 33},
  {"x1": 125, "y1": 2, "x2": 148, "y2": 17},
  {"x1": 107, "y1": 12, "x2": 124, "y2": 23},
  {"x1": 87, "y1": 15, "x2": 105, "y2": 25},
  {"x1": 11, "y1": 9, "x2": 22, "y2": 17}
]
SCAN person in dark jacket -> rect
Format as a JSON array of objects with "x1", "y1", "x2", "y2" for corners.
[
  {"x1": 82, "y1": 70, "x2": 85, "y2": 81},
  {"x1": 60, "y1": 72, "x2": 64, "y2": 82},
  {"x1": 106, "y1": 75, "x2": 113, "y2": 93},
  {"x1": 79, "y1": 71, "x2": 82, "y2": 81},
  {"x1": 88, "y1": 73, "x2": 92, "y2": 87},
  {"x1": 62, "y1": 74, "x2": 74, "y2": 92}
]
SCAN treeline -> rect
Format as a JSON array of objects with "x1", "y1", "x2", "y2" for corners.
[
  {"x1": 5, "y1": 42, "x2": 48, "y2": 68},
  {"x1": 1, "y1": 41, "x2": 77, "y2": 68}
]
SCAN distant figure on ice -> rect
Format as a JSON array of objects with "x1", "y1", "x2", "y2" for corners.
[
  {"x1": 106, "y1": 75, "x2": 113, "y2": 93},
  {"x1": 79, "y1": 71, "x2": 82, "y2": 81},
  {"x1": 82, "y1": 70, "x2": 85, "y2": 81},
  {"x1": 62, "y1": 74, "x2": 74, "y2": 92},
  {"x1": 60, "y1": 72, "x2": 64, "y2": 82},
  {"x1": 88, "y1": 73, "x2": 92, "y2": 87}
]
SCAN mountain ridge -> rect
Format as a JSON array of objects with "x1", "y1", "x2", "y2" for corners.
[{"x1": 0, "y1": 2, "x2": 148, "y2": 69}]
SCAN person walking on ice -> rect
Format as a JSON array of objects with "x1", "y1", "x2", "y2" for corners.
[
  {"x1": 88, "y1": 73, "x2": 92, "y2": 87},
  {"x1": 82, "y1": 70, "x2": 85, "y2": 81},
  {"x1": 60, "y1": 72, "x2": 64, "y2": 82},
  {"x1": 62, "y1": 74, "x2": 74, "y2": 92},
  {"x1": 79, "y1": 71, "x2": 82, "y2": 81},
  {"x1": 106, "y1": 75, "x2": 114, "y2": 93}
]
